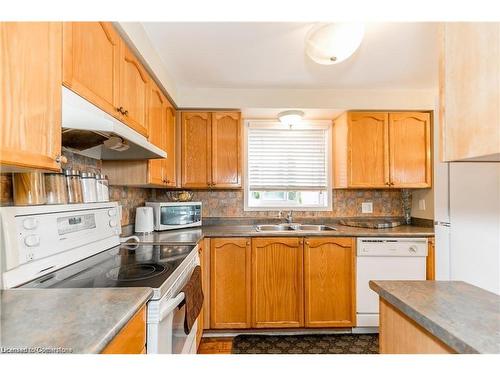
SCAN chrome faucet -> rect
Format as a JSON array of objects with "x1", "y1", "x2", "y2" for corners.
[{"x1": 285, "y1": 211, "x2": 293, "y2": 224}]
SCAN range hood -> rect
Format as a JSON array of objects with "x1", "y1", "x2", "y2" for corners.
[{"x1": 62, "y1": 87, "x2": 167, "y2": 160}]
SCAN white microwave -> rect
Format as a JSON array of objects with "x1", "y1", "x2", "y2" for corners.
[{"x1": 146, "y1": 202, "x2": 202, "y2": 231}]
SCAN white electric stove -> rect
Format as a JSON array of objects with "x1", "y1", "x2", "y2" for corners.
[{"x1": 0, "y1": 202, "x2": 199, "y2": 354}]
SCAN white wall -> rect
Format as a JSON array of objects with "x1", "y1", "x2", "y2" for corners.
[
  {"x1": 411, "y1": 103, "x2": 439, "y2": 220},
  {"x1": 449, "y1": 162, "x2": 500, "y2": 294},
  {"x1": 177, "y1": 87, "x2": 438, "y2": 110}
]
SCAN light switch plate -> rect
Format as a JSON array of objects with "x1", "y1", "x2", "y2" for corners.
[
  {"x1": 419, "y1": 199, "x2": 426, "y2": 210},
  {"x1": 361, "y1": 202, "x2": 373, "y2": 214}
]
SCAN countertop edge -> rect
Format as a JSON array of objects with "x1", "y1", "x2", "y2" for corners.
[
  {"x1": 369, "y1": 281, "x2": 480, "y2": 354},
  {"x1": 88, "y1": 287, "x2": 154, "y2": 354}
]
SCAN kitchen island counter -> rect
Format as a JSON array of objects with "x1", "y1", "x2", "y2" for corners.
[{"x1": 370, "y1": 280, "x2": 500, "y2": 354}]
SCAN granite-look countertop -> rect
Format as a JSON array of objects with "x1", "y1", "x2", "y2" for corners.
[
  {"x1": 0, "y1": 287, "x2": 153, "y2": 354},
  {"x1": 126, "y1": 223, "x2": 433, "y2": 245},
  {"x1": 369, "y1": 280, "x2": 500, "y2": 354}
]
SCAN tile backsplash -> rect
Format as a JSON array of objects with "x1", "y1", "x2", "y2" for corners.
[
  {"x1": 1, "y1": 150, "x2": 406, "y2": 224},
  {"x1": 152, "y1": 188, "x2": 404, "y2": 218}
]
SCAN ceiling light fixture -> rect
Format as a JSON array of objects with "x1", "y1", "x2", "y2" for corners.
[
  {"x1": 277, "y1": 110, "x2": 304, "y2": 125},
  {"x1": 305, "y1": 23, "x2": 365, "y2": 65}
]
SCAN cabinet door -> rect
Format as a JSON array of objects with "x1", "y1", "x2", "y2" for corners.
[
  {"x1": 163, "y1": 106, "x2": 177, "y2": 187},
  {"x1": 304, "y1": 237, "x2": 355, "y2": 327},
  {"x1": 441, "y1": 23, "x2": 500, "y2": 161},
  {"x1": 211, "y1": 112, "x2": 241, "y2": 188},
  {"x1": 147, "y1": 83, "x2": 167, "y2": 186},
  {"x1": 210, "y1": 238, "x2": 251, "y2": 329},
  {"x1": 0, "y1": 22, "x2": 62, "y2": 171},
  {"x1": 118, "y1": 43, "x2": 149, "y2": 137},
  {"x1": 251, "y1": 237, "x2": 304, "y2": 328},
  {"x1": 348, "y1": 112, "x2": 389, "y2": 188},
  {"x1": 62, "y1": 22, "x2": 119, "y2": 116},
  {"x1": 181, "y1": 112, "x2": 211, "y2": 188},
  {"x1": 389, "y1": 112, "x2": 432, "y2": 188}
]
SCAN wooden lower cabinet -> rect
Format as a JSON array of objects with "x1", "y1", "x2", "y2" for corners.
[
  {"x1": 379, "y1": 298, "x2": 455, "y2": 354},
  {"x1": 251, "y1": 237, "x2": 304, "y2": 328},
  {"x1": 427, "y1": 237, "x2": 435, "y2": 280},
  {"x1": 102, "y1": 305, "x2": 147, "y2": 354},
  {"x1": 210, "y1": 238, "x2": 251, "y2": 329},
  {"x1": 304, "y1": 237, "x2": 356, "y2": 327}
]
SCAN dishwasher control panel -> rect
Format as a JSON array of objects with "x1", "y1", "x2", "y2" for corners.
[{"x1": 357, "y1": 237, "x2": 428, "y2": 257}]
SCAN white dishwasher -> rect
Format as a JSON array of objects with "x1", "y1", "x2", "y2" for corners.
[{"x1": 355, "y1": 237, "x2": 428, "y2": 331}]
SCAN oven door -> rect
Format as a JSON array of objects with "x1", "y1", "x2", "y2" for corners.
[
  {"x1": 147, "y1": 292, "x2": 198, "y2": 354},
  {"x1": 159, "y1": 204, "x2": 201, "y2": 229}
]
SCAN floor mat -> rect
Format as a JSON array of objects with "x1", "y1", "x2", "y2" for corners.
[{"x1": 231, "y1": 334, "x2": 378, "y2": 354}]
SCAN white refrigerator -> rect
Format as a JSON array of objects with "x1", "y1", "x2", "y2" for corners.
[{"x1": 435, "y1": 160, "x2": 500, "y2": 294}]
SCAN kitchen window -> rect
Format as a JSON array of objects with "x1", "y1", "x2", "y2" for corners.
[{"x1": 244, "y1": 120, "x2": 332, "y2": 211}]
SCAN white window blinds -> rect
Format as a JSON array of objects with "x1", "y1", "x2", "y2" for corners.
[{"x1": 247, "y1": 124, "x2": 329, "y2": 191}]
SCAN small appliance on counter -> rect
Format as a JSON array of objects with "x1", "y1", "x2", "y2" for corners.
[
  {"x1": 135, "y1": 206, "x2": 154, "y2": 233},
  {"x1": 146, "y1": 202, "x2": 202, "y2": 231}
]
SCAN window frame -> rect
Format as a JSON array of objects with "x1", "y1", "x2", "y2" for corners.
[{"x1": 243, "y1": 119, "x2": 333, "y2": 211}]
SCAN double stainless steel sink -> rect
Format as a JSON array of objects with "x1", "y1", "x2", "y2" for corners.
[{"x1": 255, "y1": 223, "x2": 337, "y2": 232}]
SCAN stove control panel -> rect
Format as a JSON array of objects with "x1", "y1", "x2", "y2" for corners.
[{"x1": 1, "y1": 203, "x2": 122, "y2": 276}]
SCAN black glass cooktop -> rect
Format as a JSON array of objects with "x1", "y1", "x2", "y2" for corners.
[{"x1": 20, "y1": 243, "x2": 195, "y2": 289}]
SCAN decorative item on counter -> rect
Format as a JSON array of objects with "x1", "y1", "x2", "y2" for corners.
[
  {"x1": 64, "y1": 169, "x2": 83, "y2": 204},
  {"x1": 166, "y1": 191, "x2": 193, "y2": 202},
  {"x1": 81, "y1": 172, "x2": 98, "y2": 203},
  {"x1": 95, "y1": 174, "x2": 109, "y2": 202},
  {"x1": 12, "y1": 172, "x2": 46, "y2": 205},
  {"x1": 45, "y1": 172, "x2": 68, "y2": 204},
  {"x1": 401, "y1": 189, "x2": 412, "y2": 225}
]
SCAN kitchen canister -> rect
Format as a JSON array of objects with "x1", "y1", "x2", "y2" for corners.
[
  {"x1": 64, "y1": 169, "x2": 83, "y2": 204},
  {"x1": 12, "y1": 172, "x2": 46, "y2": 205},
  {"x1": 81, "y1": 172, "x2": 98, "y2": 203},
  {"x1": 95, "y1": 174, "x2": 110, "y2": 202},
  {"x1": 45, "y1": 172, "x2": 68, "y2": 204}
]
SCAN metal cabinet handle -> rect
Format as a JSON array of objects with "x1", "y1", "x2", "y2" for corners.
[
  {"x1": 116, "y1": 106, "x2": 124, "y2": 114},
  {"x1": 124, "y1": 110, "x2": 129, "y2": 116}
]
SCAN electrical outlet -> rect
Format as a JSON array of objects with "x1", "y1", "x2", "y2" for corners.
[
  {"x1": 361, "y1": 202, "x2": 373, "y2": 214},
  {"x1": 419, "y1": 199, "x2": 426, "y2": 210}
]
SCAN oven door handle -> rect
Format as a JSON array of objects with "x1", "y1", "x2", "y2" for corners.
[{"x1": 159, "y1": 292, "x2": 185, "y2": 322}]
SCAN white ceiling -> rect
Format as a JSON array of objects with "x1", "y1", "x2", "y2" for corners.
[{"x1": 142, "y1": 22, "x2": 439, "y2": 91}]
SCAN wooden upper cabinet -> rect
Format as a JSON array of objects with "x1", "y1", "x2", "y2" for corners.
[
  {"x1": 62, "y1": 22, "x2": 119, "y2": 116},
  {"x1": 181, "y1": 112, "x2": 212, "y2": 188},
  {"x1": 389, "y1": 112, "x2": 432, "y2": 188},
  {"x1": 210, "y1": 238, "x2": 251, "y2": 329},
  {"x1": 440, "y1": 23, "x2": 500, "y2": 162},
  {"x1": 181, "y1": 111, "x2": 241, "y2": 189},
  {"x1": 251, "y1": 237, "x2": 304, "y2": 328},
  {"x1": 163, "y1": 106, "x2": 177, "y2": 187},
  {"x1": 147, "y1": 83, "x2": 167, "y2": 186},
  {"x1": 0, "y1": 22, "x2": 62, "y2": 171},
  {"x1": 118, "y1": 43, "x2": 149, "y2": 137},
  {"x1": 211, "y1": 112, "x2": 241, "y2": 188},
  {"x1": 349, "y1": 112, "x2": 389, "y2": 188},
  {"x1": 333, "y1": 111, "x2": 431, "y2": 189},
  {"x1": 304, "y1": 237, "x2": 355, "y2": 327}
]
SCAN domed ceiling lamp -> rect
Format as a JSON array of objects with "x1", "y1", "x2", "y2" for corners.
[
  {"x1": 305, "y1": 23, "x2": 365, "y2": 65},
  {"x1": 277, "y1": 110, "x2": 304, "y2": 125}
]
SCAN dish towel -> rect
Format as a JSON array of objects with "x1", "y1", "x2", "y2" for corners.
[{"x1": 180, "y1": 265, "x2": 204, "y2": 334}]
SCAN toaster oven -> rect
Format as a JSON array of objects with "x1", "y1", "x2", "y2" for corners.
[{"x1": 146, "y1": 202, "x2": 202, "y2": 231}]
